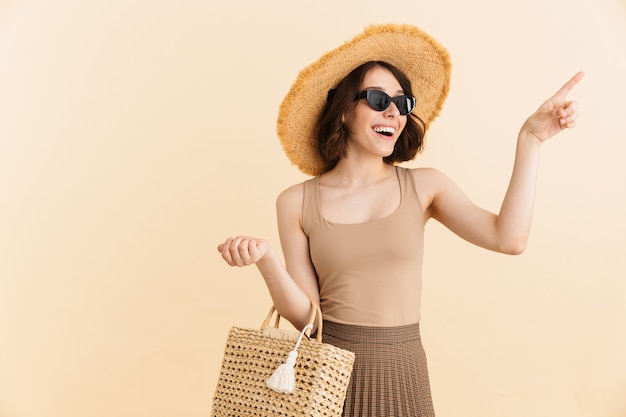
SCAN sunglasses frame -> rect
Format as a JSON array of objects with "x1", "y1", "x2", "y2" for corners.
[{"x1": 355, "y1": 90, "x2": 416, "y2": 116}]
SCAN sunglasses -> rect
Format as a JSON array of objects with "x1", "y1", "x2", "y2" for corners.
[{"x1": 355, "y1": 90, "x2": 416, "y2": 116}]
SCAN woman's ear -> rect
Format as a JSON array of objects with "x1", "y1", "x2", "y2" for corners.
[{"x1": 342, "y1": 102, "x2": 357, "y2": 124}]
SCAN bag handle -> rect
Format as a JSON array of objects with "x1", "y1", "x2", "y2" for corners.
[{"x1": 260, "y1": 295, "x2": 323, "y2": 343}]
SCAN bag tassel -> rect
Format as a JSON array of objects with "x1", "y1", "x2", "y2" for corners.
[{"x1": 266, "y1": 323, "x2": 313, "y2": 394}]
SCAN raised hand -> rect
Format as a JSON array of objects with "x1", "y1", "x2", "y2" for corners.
[
  {"x1": 521, "y1": 71, "x2": 584, "y2": 143},
  {"x1": 217, "y1": 236, "x2": 270, "y2": 267}
]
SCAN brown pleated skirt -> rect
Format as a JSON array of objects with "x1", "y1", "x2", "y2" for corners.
[{"x1": 322, "y1": 320, "x2": 435, "y2": 417}]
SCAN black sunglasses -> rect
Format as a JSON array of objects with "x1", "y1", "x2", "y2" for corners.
[{"x1": 355, "y1": 90, "x2": 416, "y2": 115}]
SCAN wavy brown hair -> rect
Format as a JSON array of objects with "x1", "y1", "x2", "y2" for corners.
[{"x1": 315, "y1": 61, "x2": 425, "y2": 173}]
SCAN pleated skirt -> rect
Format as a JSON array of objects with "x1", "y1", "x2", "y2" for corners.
[{"x1": 322, "y1": 320, "x2": 435, "y2": 417}]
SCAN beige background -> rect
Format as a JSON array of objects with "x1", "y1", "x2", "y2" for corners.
[{"x1": 1, "y1": 0, "x2": 625, "y2": 416}]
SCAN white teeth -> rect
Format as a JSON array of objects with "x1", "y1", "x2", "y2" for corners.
[{"x1": 373, "y1": 126, "x2": 396, "y2": 135}]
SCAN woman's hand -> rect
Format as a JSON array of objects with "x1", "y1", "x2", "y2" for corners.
[
  {"x1": 521, "y1": 71, "x2": 584, "y2": 143},
  {"x1": 217, "y1": 236, "x2": 270, "y2": 267}
]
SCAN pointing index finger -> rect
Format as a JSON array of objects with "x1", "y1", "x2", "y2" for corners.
[{"x1": 554, "y1": 71, "x2": 584, "y2": 100}]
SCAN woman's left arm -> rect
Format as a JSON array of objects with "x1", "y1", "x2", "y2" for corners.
[{"x1": 427, "y1": 71, "x2": 584, "y2": 254}]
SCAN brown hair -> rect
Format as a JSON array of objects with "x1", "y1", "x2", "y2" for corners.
[{"x1": 315, "y1": 61, "x2": 425, "y2": 173}]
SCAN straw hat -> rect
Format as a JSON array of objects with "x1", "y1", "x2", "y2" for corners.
[{"x1": 276, "y1": 23, "x2": 452, "y2": 176}]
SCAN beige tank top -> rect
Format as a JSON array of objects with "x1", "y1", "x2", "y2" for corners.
[{"x1": 302, "y1": 166, "x2": 424, "y2": 327}]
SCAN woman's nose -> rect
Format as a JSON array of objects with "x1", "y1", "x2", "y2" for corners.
[{"x1": 384, "y1": 102, "x2": 400, "y2": 117}]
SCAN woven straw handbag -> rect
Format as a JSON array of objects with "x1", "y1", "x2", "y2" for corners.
[{"x1": 211, "y1": 298, "x2": 355, "y2": 417}]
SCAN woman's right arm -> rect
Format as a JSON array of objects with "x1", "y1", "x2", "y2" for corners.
[{"x1": 217, "y1": 183, "x2": 319, "y2": 331}]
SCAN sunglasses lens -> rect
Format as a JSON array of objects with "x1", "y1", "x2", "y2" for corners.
[
  {"x1": 399, "y1": 97, "x2": 415, "y2": 115},
  {"x1": 395, "y1": 98, "x2": 408, "y2": 115},
  {"x1": 367, "y1": 91, "x2": 390, "y2": 111}
]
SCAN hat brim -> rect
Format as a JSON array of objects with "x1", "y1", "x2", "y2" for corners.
[{"x1": 277, "y1": 23, "x2": 452, "y2": 177}]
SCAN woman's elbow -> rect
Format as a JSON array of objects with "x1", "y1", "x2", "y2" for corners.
[{"x1": 498, "y1": 238, "x2": 527, "y2": 255}]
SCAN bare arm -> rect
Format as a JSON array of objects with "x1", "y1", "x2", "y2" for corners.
[
  {"x1": 424, "y1": 72, "x2": 584, "y2": 254},
  {"x1": 217, "y1": 183, "x2": 320, "y2": 331}
]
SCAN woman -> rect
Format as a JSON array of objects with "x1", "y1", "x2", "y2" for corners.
[{"x1": 217, "y1": 24, "x2": 583, "y2": 416}]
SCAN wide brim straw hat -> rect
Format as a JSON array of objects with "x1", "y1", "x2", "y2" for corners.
[{"x1": 277, "y1": 23, "x2": 452, "y2": 177}]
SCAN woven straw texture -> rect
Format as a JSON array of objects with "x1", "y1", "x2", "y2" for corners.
[{"x1": 211, "y1": 321, "x2": 355, "y2": 416}]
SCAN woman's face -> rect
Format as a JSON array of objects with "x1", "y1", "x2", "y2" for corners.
[{"x1": 342, "y1": 66, "x2": 408, "y2": 161}]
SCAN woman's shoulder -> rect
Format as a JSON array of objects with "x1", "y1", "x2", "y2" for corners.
[
  {"x1": 403, "y1": 166, "x2": 447, "y2": 181},
  {"x1": 276, "y1": 179, "x2": 310, "y2": 213},
  {"x1": 403, "y1": 166, "x2": 455, "y2": 202},
  {"x1": 277, "y1": 180, "x2": 308, "y2": 199}
]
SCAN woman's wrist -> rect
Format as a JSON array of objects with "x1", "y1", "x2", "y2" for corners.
[
  {"x1": 255, "y1": 246, "x2": 278, "y2": 273},
  {"x1": 517, "y1": 128, "x2": 545, "y2": 148}
]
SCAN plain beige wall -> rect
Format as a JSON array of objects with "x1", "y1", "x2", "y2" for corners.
[{"x1": 1, "y1": 0, "x2": 625, "y2": 416}]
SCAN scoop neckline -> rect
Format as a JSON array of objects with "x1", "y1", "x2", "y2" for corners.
[{"x1": 316, "y1": 166, "x2": 403, "y2": 226}]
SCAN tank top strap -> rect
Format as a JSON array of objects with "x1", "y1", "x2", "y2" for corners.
[
  {"x1": 301, "y1": 177, "x2": 320, "y2": 238},
  {"x1": 397, "y1": 166, "x2": 420, "y2": 209}
]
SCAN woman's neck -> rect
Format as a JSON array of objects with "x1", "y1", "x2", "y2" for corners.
[{"x1": 323, "y1": 158, "x2": 396, "y2": 187}]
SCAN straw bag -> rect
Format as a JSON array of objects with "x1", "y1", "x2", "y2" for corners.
[{"x1": 211, "y1": 298, "x2": 355, "y2": 417}]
